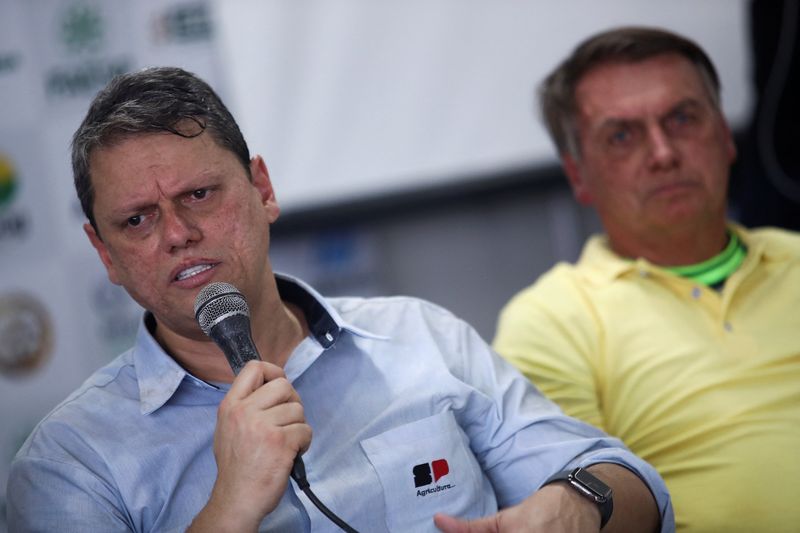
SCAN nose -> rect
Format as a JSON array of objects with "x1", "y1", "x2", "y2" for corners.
[
  {"x1": 161, "y1": 207, "x2": 201, "y2": 252},
  {"x1": 646, "y1": 126, "x2": 679, "y2": 171}
]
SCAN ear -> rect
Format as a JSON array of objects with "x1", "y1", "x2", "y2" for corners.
[
  {"x1": 563, "y1": 154, "x2": 594, "y2": 206},
  {"x1": 84, "y1": 223, "x2": 121, "y2": 285},
  {"x1": 250, "y1": 155, "x2": 280, "y2": 223}
]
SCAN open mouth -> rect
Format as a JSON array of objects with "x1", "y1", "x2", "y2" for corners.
[{"x1": 175, "y1": 263, "x2": 214, "y2": 281}]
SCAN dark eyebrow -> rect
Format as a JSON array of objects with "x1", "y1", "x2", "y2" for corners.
[
  {"x1": 597, "y1": 117, "x2": 638, "y2": 132},
  {"x1": 595, "y1": 97, "x2": 708, "y2": 132},
  {"x1": 665, "y1": 98, "x2": 705, "y2": 116},
  {"x1": 111, "y1": 174, "x2": 221, "y2": 216},
  {"x1": 109, "y1": 200, "x2": 155, "y2": 220}
]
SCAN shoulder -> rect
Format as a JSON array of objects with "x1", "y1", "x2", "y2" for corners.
[
  {"x1": 329, "y1": 294, "x2": 469, "y2": 334},
  {"x1": 743, "y1": 225, "x2": 800, "y2": 256},
  {"x1": 15, "y1": 351, "x2": 137, "y2": 463},
  {"x1": 326, "y1": 295, "x2": 492, "y2": 379},
  {"x1": 503, "y1": 234, "x2": 615, "y2": 308},
  {"x1": 509, "y1": 262, "x2": 581, "y2": 300}
]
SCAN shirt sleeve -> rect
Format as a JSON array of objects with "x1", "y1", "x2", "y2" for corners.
[
  {"x1": 492, "y1": 268, "x2": 608, "y2": 431},
  {"x1": 8, "y1": 451, "x2": 133, "y2": 532}
]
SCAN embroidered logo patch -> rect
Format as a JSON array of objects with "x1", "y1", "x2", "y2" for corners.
[{"x1": 413, "y1": 458, "x2": 454, "y2": 497}]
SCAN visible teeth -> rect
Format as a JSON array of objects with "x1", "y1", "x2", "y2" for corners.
[{"x1": 176, "y1": 264, "x2": 212, "y2": 281}]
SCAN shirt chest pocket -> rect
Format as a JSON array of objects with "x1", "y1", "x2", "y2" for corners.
[{"x1": 360, "y1": 411, "x2": 495, "y2": 532}]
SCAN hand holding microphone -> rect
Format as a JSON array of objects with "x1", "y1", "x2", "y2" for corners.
[
  {"x1": 194, "y1": 283, "x2": 358, "y2": 532},
  {"x1": 193, "y1": 283, "x2": 312, "y2": 528}
]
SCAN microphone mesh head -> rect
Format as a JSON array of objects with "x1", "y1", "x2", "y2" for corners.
[{"x1": 194, "y1": 282, "x2": 250, "y2": 335}]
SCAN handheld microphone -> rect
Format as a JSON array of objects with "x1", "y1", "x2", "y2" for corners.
[
  {"x1": 194, "y1": 282, "x2": 259, "y2": 375},
  {"x1": 193, "y1": 282, "x2": 359, "y2": 533}
]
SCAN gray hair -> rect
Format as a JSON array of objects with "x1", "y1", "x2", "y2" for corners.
[
  {"x1": 540, "y1": 26, "x2": 722, "y2": 160},
  {"x1": 72, "y1": 66, "x2": 250, "y2": 235}
]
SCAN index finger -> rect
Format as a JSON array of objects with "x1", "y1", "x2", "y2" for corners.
[{"x1": 227, "y1": 360, "x2": 287, "y2": 400}]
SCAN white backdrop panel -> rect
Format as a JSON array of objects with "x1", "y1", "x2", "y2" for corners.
[{"x1": 216, "y1": 0, "x2": 752, "y2": 212}]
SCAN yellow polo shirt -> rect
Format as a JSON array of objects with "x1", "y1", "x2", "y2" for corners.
[{"x1": 494, "y1": 225, "x2": 800, "y2": 532}]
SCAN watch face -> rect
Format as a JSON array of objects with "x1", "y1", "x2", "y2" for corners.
[{"x1": 573, "y1": 468, "x2": 612, "y2": 500}]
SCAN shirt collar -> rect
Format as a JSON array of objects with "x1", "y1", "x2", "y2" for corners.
[
  {"x1": 577, "y1": 223, "x2": 769, "y2": 286},
  {"x1": 274, "y1": 273, "x2": 381, "y2": 346},
  {"x1": 133, "y1": 273, "x2": 384, "y2": 415},
  {"x1": 577, "y1": 234, "x2": 634, "y2": 285},
  {"x1": 133, "y1": 313, "x2": 189, "y2": 415}
]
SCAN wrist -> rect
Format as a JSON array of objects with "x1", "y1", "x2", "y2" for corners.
[
  {"x1": 189, "y1": 486, "x2": 262, "y2": 533},
  {"x1": 543, "y1": 467, "x2": 613, "y2": 529}
]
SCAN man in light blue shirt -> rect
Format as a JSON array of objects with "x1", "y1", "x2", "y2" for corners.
[{"x1": 8, "y1": 67, "x2": 672, "y2": 532}]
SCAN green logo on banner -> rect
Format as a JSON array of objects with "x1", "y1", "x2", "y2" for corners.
[
  {"x1": 155, "y1": 3, "x2": 213, "y2": 43},
  {"x1": 0, "y1": 154, "x2": 18, "y2": 210},
  {"x1": 61, "y1": 3, "x2": 103, "y2": 53},
  {"x1": 47, "y1": 3, "x2": 131, "y2": 98}
]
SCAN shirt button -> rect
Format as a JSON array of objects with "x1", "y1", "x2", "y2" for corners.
[
  {"x1": 724, "y1": 322, "x2": 733, "y2": 332},
  {"x1": 639, "y1": 270, "x2": 649, "y2": 278},
  {"x1": 691, "y1": 287, "x2": 702, "y2": 299}
]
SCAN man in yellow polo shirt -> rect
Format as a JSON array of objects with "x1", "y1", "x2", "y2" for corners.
[{"x1": 493, "y1": 26, "x2": 800, "y2": 532}]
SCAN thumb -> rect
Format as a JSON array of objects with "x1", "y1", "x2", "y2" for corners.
[{"x1": 434, "y1": 512, "x2": 499, "y2": 533}]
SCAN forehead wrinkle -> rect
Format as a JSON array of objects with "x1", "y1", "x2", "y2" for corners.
[
  {"x1": 104, "y1": 184, "x2": 163, "y2": 222},
  {"x1": 91, "y1": 131, "x2": 238, "y2": 227},
  {"x1": 106, "y1": 160, "x2": 214, "y2": 211},
  {"x1": 578, "y1": 58, "x2": 710, "y2": 115}
]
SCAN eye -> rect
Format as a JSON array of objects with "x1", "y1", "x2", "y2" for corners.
[
  {"x1": 127, "y1": 215, "x2": 142, "y2": 227},
  {"x1": 665, "y1": 107, "x2": 702, "y2": 133},
  {"x1": 670, "y1": 110, "x2": 691, "y2": 126},
  {"x1": 191, "y1": 189, "x2": 208, "y2": 200},
  {"x1": 609, "y1": 128, "x2": 631, "y2": 145}
]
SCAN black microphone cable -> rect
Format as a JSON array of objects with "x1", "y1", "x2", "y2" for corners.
[
  {"x1": 290, "y1": 458, "x2": 358, "y2": 533},
  {"x1": 195, "y1": 282, "x2": 360, "y2": 533}
]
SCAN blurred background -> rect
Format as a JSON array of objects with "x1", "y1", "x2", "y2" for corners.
[{"x1": 1, "y1": 1, "x2": 797, "y2": 528}]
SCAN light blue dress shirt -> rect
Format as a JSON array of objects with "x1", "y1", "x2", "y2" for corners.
[{"x1": 8, "y1": 275, "x2": 674, "y2": 532}]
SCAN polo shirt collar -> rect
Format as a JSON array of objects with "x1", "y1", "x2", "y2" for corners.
[
  {"x1": 133, "y1": 273, "x2": 383, "y2": 415},
  {"x1": 577, "y1": 223, "x2": 768, "y2": 286},
  {"x1": 577, "y1": 234, "x2": 634, "y2": 285}
]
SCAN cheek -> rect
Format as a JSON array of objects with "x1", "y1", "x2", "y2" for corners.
[
  {"x1": 106, "y1": 235, "x2": 163, "y2": 272},
  {"x1": 687, "y1": 144, "x2": 731, "y2": 183},
  {"x1": 582, "y1": 147, "x2": 642, "y2": 184},
  {"x1": 110, "y1": 246, "x2": 154, "y2": 279},
  {"x1": 216, "y1": 201, "x2": 269, "y2": 251},
  {"x1": 582, "y1": 162, "x2": 640, "y2": 199}
]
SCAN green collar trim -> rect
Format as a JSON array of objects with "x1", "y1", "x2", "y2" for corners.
[{"x1": 665, "y1": 232, "x2": 747, "y2": 285}]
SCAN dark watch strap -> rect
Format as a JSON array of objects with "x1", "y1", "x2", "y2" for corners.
[{"x1": 544, "y1": 467, "x2": 614, "y2": 529}]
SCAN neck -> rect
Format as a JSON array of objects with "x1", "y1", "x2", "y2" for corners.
[
  {"x1": 251, "y1": 300, "x2": 309, "y2": 370},
  {"x1": 155, "y1": 289, "x2": 309, "y2": 384},
  {"x1": 608, "y1": 223, "x2": 729, "y2": 266}
]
